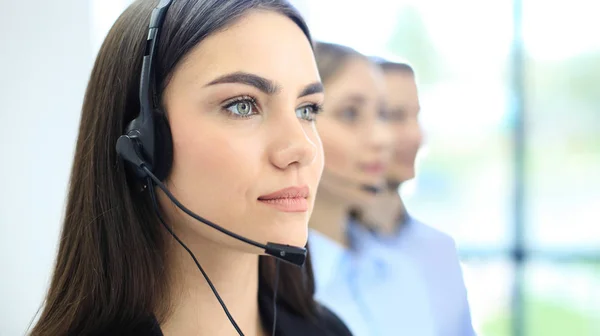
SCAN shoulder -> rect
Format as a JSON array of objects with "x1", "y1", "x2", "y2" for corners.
[
  {"x1": 313, "y1": 303, "x2": 353, "y2": 336},
  {"x1": 404, "y1": 217, "x2": 466, "y2": 278},
  {"x1": 267, "y1": 304, "x2": 354, "y2": 336},
  {"x1": 407, "y1": 216, "x2": 457, "y2": 252},
  {"x1": 271, "y1": 299, "x2": 353, "y2": 335}
]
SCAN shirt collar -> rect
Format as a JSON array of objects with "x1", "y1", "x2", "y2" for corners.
[
  {"x1": 348, "y1": 212, "x2": 417, "y2": 248},
  {"x1": 346, "y1": 215, "x2": 417, "y2": 269},
  {"x1": 308, "y1": 229, "x2": 349, "y2": 294}
]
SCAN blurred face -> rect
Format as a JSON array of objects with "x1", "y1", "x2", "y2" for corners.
[
  {"x1": 160, "y1": 11, "x2": 324, "y2": 252},
  {"x1": 316, "y1": 57, "x2": 392, "y2": 206},
  {"x1": 383, "y1": 70, "x2": 422, "y2": 183}
]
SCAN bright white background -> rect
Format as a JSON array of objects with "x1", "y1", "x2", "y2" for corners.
[{"x1": 1, "y1": 1, "x2": 95, "y2": 335}]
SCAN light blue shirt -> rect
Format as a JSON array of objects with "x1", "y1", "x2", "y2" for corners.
[{"x1": 309, "y1": 215, "x2": 476, "y2": 336}]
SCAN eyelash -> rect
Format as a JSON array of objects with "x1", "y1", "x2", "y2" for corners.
[
  {"x1": 300, "y1": 103, "x2": 324, "y2": 122},
  {"x1": 221, "y1": 95, "x2": 323, "y2": 121},
  {"x1": 222, "y1": 95, "x2": 258, "y2": 119},
  {"x1": 310, "y1": 103, "x2": 324, "y2": 114}
]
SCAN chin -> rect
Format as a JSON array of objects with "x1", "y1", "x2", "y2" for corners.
[
  {"x1": 184, "y1": 214, "x2": 308, "y2": 255},
  {"x1": 389, "y1": 169, "x2": 415, "y2": 184},
  {"x1": 264, "y1": 218, "x2": 309, "y2": 247},
  {"x1": 344, "y1": 188, "x2": 379, "y2": 208}
]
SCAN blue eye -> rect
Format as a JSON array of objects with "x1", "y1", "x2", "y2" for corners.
[
  {"x1": 296, "y1": 104, "x2": 322, "y2": 122},
  {"x1": 223, "y1": 97, "x2": 258, "y2": 118}
]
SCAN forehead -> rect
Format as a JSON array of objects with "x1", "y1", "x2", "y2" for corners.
[
  {"x1": 173, "y1": 10, "x2": 320, "y2": 89},
  {"x1": 383, "y1": 71, "x2": 417, "y2": 93},
  {"x1": 327, "y1": 58, "x2": 385, "y2": 94},
  {"x1": 383, "y1": 71, "x2": 418, "y2": 104}
]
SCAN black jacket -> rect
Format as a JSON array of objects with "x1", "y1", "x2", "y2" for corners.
[{"x1": 126, "y1": 281, "x2": 352, "y2": 336}]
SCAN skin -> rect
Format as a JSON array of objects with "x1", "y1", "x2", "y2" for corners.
[
  {"x1": 384, "y1": 70, "x2": 422, "y2": 184},
  {"x1": 310, "y1": 57, "x2": 392, "y2": 246},
  {"x1": 156, "y1": 10, "x2": 325, "y2": 336},
  {"x1": 360, "y1": 69, "x2": 423, "y2": 235}
]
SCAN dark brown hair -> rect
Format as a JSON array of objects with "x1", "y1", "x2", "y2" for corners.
[
  {"x1": 314, "y1": 41, "x2": 367, "y2": 84},
  {"x1": 30, "y1": 0, "x2": 316, "y2": 335}
]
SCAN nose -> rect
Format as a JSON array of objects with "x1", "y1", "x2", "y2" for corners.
[
  {"x1": 366, "y1": 118, "x2": 393, "y2": 155},
  {"x1": 412, "y1": 118, "x2": 424, "y2": 148},
  {"x1": 404, "y1": 117, "x2": 424, "y2": 149},
  {"x1": 269, "y1": 114, "x2": 319, "y2": 170}
]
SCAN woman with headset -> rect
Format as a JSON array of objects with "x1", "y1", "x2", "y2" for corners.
[
  {"x1": 29, "y1": 1, "x2": 351, "y2": 335},
  {"x1": 349, "y1": 59, "x2": 476, "y2": 336},
  {"x1": 308, "y1": 43, "x2": 441, "y2": 336}
]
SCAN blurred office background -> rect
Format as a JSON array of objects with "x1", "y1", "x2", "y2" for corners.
[{"x1": 1, "y1": 0, "x2": 598, "y2": 335}]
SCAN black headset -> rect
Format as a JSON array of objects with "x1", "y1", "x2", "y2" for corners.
[
  {"x1": 115, "y1": 0, "x2": 173, "y2": 182},
  {"x1": 114, "y1": 1, "x2": 306, "y2": 334}
]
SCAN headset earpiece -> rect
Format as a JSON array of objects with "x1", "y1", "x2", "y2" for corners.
[{"x1": 152, "y1": 109, "x2": 173, "y2": 181}]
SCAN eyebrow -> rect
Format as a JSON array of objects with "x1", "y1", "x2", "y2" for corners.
[
  {"x1": 299, "y1": 82, "x2": 324, "y2": 98},
  {"x1": 390, "y1": 107, "x2": 407, "y2": 114},
  {"x1": 206, "y1": 71, "x2": 280, "y2": 94},
  {"x1": 345, "y1": 94, "x2": 367, "y2": 104},
  {"x1": 205, "y1": 71, "x2": 323, "y2": 98},
  {"x1": 390, "y1": 106, "x2": 421, "y2": 114}
]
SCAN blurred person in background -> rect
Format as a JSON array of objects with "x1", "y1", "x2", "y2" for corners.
[
  {"x1": 308, "y1": 41, "x2": 437, "y2": 336},
  {"x1": 349, "y1": 58, "x2": 476, "y2": 336}
]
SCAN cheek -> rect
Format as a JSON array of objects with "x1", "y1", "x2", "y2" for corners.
[
  {"x1": 392, "y1": 125, "x2": 411, "y2": 152},
  {"x1": 168, "y1": 117, "x2": 259, "y2": 208},
  {"x1": 317, "y1": 120, "x2": 356, "y2": 173},
  {"x1": 395, "y1": 124, "x2": 422, "y2": 150}
]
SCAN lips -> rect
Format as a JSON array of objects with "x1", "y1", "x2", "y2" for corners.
[
  {"x1": 258, "y1": 186, "x2": 309, "y2": 200},
  {"x1": 258, "y1": 186, "x2": 309, "y2": 212},
  {"x1": 361, "y1": 162, "x2": 387, "y2": 175}
]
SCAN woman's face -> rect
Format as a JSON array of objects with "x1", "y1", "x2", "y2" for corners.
[
  {"x1": 160, "y1": 11, "x2": 324, "y2": 252},
  {"x1": 316, "y1": 57, "x2": 392, "y2": 207},
  {"x1": 383, "y1": 70, "x2": 422, "y2": 184}
]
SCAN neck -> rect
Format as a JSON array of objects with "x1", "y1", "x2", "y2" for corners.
[
  {"x1": 363, "y1": 189, "x2": 406, "y2": 236},
  {"x1": 309, "y1": 188, "x2": 350, "y2": 248},
  {"x1": 160, "y1": 233, "x2": 265, "y2": 336}
]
